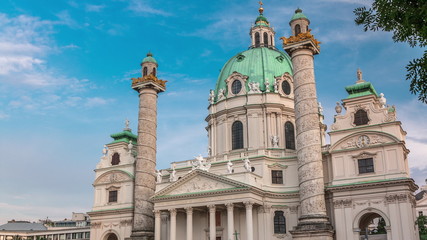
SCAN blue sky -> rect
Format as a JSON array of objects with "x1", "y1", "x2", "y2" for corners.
[{"x1": 0, "y1": 0, "x2": 426, "y2": 224}]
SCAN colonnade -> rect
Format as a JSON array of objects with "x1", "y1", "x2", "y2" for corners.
[{"x1": 154, "y1": 202, "x2": 255, "y2": 240}]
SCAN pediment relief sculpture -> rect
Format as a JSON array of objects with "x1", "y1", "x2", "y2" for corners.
[
  {"x1": 154, "y1": 170, "x2": 249, "y2": 198},
  {"x1": 166, "y1": 175, "x2": 235, "y2": 196},
  {"x1": 94, "y1": 170, "x2": 133, "y2": 185},
  {"x1": 331, "y1": 132, "x2": 399, "y2": 151}
]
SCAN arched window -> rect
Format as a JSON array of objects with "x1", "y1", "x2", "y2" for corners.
[
  {"x1": 263, "y1": 32, "x2": 269, "y2": 47},
  {"x1": 354, "y1": 109, "x2": 369, "y2": 126},
  {"x1": 232, "y1": 121, "x2": 244, "y2": 150},
  {"x1": 152, "y1": 67, "x2": 156, "y2": 76},
  {"x1": 106, "y1": 233, "x2": 118, "y2": 240},
  {"x1": 295, "y1": 24, "x2": 301, "y2": 36},
  {"x1": 255, "y1": 32, "x2": 260, "y2": 47},
  {"x1": 285, "y1": 122, "x2": 295, "y2": 150},
  {"x1": 111, "y1": 153, "x2": 120, "y2": 165},
  {"x1": 274, "y1": 211, "x2": 286, "y2": 234},
  {"x1": 143, "y1": 67, "x2": 148, "y2": 76}
]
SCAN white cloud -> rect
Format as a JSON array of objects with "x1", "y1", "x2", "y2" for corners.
[
  {"x1": 397, "y1": 100, "x2": 427, "y2": 170},
  {"x1": 85, "y1": 4, "x2": 106, "y2": 12},
  {"x1": 0, "y1": 56, "x2": 44, "y2": 75},
  {"x1": 85, "y1": 97, "x2": 114, "y2": 107},
  {"x1": 0, "y1": 112, "x2": 9, "y2": 119},
  {"x1": 127, "y1": 0, "x2": 171, "y2": 16}
]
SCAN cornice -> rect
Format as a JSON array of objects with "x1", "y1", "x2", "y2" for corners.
[{"x1": 326, "y1": 178, "x2": 418, "y2": 192}]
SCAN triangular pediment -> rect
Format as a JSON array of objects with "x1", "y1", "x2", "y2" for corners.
[{"x1": 153, "y1": 169, "x2": 249, "y2": 198}]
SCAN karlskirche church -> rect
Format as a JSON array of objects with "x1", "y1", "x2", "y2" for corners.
[{"x1": 87, "y1": 4, "x2": 419, "y2": 240}]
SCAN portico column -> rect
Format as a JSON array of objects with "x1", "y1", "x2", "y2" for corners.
[
  {"x1": 208, "y1": 205, "x2": 216, "y2": 240},
  {"x1": 185, "y1": 207, "x2": 193, "y2": 240},
  {"x1": 244, "y1": 202, "x2": 254, "y2": 240},
  {"x1": 154, "y1": 210, "x2": 161, "y2": 240},
  {"x1": 225, "y1": 203, "x2": 234, "y2": 240},
  {"x1": 169, "y1": 209, "x2": 177, "y2": 240}
]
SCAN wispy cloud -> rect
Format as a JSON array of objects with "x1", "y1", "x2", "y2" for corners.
[
  {"x1": 0, "y1": 13, "x2": 106, "y2": 117},
  {"x1": 397, "y1": 100, "x2": 427, "y2": 170},
  {"x1": 127, "y1": 0, "x2": 172, "y2": 16},
  {"x1": 85, "y1": 4, "x2": 106, "y2": 12},
  {"x1": 84, "y1": 97, "x2": 114, "y2": 107}
]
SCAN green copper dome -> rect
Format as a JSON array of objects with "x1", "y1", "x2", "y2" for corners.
[
  {"x1": 291, "y1": 8, "x2": 309, "y2": 22},
  {"x1": 255, "y1": 14, "x2": 269, "y2": 26},
  {"x1": 142, "y1": 52, "x2": 157, "y2": 64},
  {"x1": 215, "y1": 47, "x2": 293, "y2": 99}
]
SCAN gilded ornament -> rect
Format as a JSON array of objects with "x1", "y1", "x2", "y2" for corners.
[
  {"x1": 131, "y1": 73, "x2": 167, "y2": 88},
  {"x1": 280, "y1": 31, "x2": 321, "y2": 49}
]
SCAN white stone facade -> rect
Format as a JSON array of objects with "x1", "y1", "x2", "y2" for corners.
[
  {"x1": 89, "y1": 137, "x2": 136, "y2": 240},
  {"x1": 89, "y1": 6, "x2": 419, "y2": 240}
]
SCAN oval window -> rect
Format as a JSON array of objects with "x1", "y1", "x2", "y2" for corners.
[
  {"x1": 282, "y1": 81, "x2": 291, "y2": 95},
  {"x1": 231, "y1": 80, "x2": 242, "y2": 94}
]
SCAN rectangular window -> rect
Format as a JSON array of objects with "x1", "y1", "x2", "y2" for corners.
[
  {"x1": 358, "y1": 158, "x2": 374, "y2": 174},
  {"x1": 108, "y1": 190, "x2": 118, "y2": 203},
  {"x1": 272, "y1": 170, "x2": 283, "y2": 184}
]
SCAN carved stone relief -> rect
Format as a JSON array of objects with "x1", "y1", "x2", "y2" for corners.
[
  {"x1": 95, "y1": 171, "x2": 131, "y2": 185},
  {"x1": 340, "y1": 134, "x2": 389, "y2": 150},
  {"x1": 167, "y1": 175, "x2": 234, "y2": 195},
  {"x1": 385, "y1": 194, "x2": 409, "y2": 204}
]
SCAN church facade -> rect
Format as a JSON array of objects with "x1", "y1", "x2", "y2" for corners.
[{"x1": 87, "y1": 5, "x2": 419, "y2": 240}]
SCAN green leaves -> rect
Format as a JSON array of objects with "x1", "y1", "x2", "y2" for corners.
[
  {"x1": 407, "y1": 51, "x2": 427, "y2": 103},
  {"x1": 354, "y1": 0, "x2": 427, "y2": 103}
]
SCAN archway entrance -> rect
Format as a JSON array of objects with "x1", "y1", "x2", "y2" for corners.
[
  {"x1": 106, "y1": 233, "x2": 118, "y2": 240},
  {"x1": 358, "y1": 212, "x2": 387, "y2": 240}
]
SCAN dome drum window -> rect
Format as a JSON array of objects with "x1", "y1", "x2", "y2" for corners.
[
  {"x1": 281, "y1": 80, "x2": 291, "y2": 95},
  {"x1": 231, "y1": 121, "x2": 244, "y2": 150},
  {"x1": 231, "y1": 80, "x2": 242, "y2": 94},
  {"x1": 285, "y1": 121, "x2": 295, "y2": 150},
  {"x1": 225, "y1": 72, "x2": 248, "y2": 97}
]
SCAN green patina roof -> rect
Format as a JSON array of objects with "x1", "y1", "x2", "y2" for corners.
[
  {"x1": 255, "y1": 14, "x2": 269, "y2": 26},
  {"x1": 345, "y1": 81, "x2": 379, "y2": 99},
  {"x1": 142, "y1": 52, "x2": 157, "y2": 64},
  {"x1": 291, "y1": 8, "x2": 309, "y2": 22},
  {"x1": 215, "y1": 47, "x2": 293, "y2": 100},
  {"x1": 109, "y1": 129, "x2": 137, "y2": 144}
]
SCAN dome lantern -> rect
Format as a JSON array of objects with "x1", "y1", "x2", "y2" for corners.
[{"x1": 250, "y1": 2, "x2": 276, "y2": 49}]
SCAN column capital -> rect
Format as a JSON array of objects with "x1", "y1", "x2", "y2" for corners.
[
  {"x1": 244, "y1": 201, "x2": 254, "y2": 209},
  {"x1": 207, "y1": 204, "x2": 216, "y2": 213},
  {"x1": 169, "y1": 208, "x2": 177, "y2": 216},
  {"x1": 225, "y1": 202, "x2": 234, "y2": 209},
  {"x1": 259, "y1": 204, "x2": 271, "y2": 213},
  {"x1": 185, "y1": 207, "x2": 193, "y2": 214},
  {"x1": 153, "y1": 210, "x2": 162, "y2": 216}
]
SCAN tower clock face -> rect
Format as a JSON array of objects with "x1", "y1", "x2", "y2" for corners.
[{"x1": 356, "y1": 135, "x2": 370, "y2": 148}]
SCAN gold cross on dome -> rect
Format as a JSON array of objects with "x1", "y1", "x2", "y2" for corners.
[{"x1": 259, "y1": 1, "x2": 263, "y2": 7}]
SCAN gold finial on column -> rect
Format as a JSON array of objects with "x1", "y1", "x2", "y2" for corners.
[{"x1": 258, "y1": 1, "x2": 264, "y2": 14}]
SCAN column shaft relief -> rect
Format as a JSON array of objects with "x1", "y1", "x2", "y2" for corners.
[
  {"x1": 292, "y1": 49, "x2": 327, "y2": 218},
  {"x1": 283, "y1": 24, "x2": 333, "y2": 238},
  {"x1": 130, "y1": 61, "x2": 166, "y2": 240}
]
